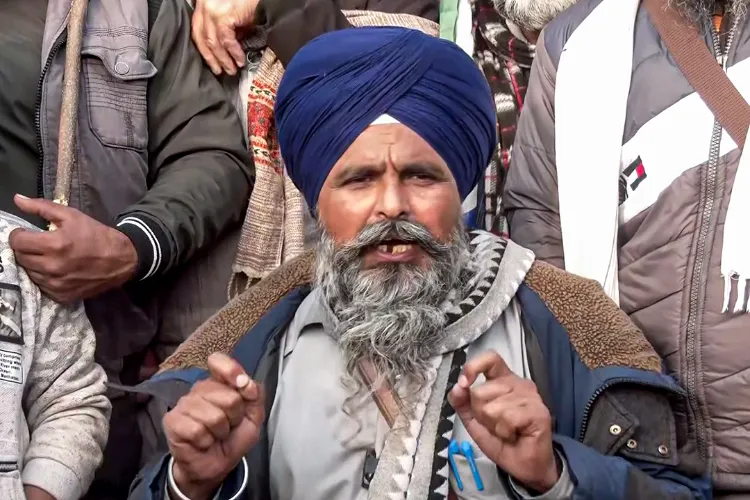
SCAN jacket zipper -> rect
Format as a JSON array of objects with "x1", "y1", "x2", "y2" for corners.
[
  {"x1": 578, "y1": 377, "x2": 685, "y2": 441},
  {"x1": 0, "y1": 461, "x2": 18, "y2": 473},
  {"x1": 684, "y1": 18, "x2": 738, "y2": 463},
  {"x1": 35, "y1": 31, "x2": 68, "y2": 199}
]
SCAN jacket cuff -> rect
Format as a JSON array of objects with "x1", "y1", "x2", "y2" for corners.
[
  {"x1": 116, "y1": 213, "x2": 172, "y2": 281},
  {"x1": 508, "y1": 451, "x2": 574, "y2": 499},
  {"x1": 22, "y1": 457, "x2": 83, "y2": 500}
]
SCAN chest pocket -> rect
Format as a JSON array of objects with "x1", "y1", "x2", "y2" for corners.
[{"x1": 82, "y1": 35, "x2": 157, "y2": 151}]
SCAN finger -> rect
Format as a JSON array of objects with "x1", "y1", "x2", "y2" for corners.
[
  {"x1": 218, "y1": 23, "x2": 245, "y2": 68},
  {"x1": 452, "y1": 394, "x2": 503, "y2": 452},
  {"x1": 8, "y1": 228, "x2": 66, "y2": 256},
  {"x1": 165, "y1": 409, "x2": 217, "y2": 451},
  {"x1": 206, "y1": 353, "x2": 259, "y2": 401},
  {"x1": 473, "y1": 395, "x2": 530, "y2": 442},
  {"x1": 205, "y1": 16, "x2": 237, "y2": 74},
  {"x1": 469, "y1": 379, "x2": 515, "y2": 403},
  {"x1": 192, "y1": 10, "x2": 222, "y2": 75},
  {"x1": 448, "y1": 382, "x2": 471, "y2": 413},
  {"x1": 459, "y1": 351, "x2": 512, "y2": 387},
  {"x1": 13, "y1": 252, "x2": 66, "y2": 277},
  {"x1": 224, "y1": 415, "x2": 262, "y2": 459},
  {"x1": 197, "y1": 381, "x2": 246, "y2": 428},
  {"x1": 13, "y1": 195, "x2": 72, "y2": 224},
  {"x1": 182, "y1": 395, "x2": 234, "y2": 441},
  {"x1": 23, "y1": 270, "x2": 67, "y2": 297},
  {"x1": 243, "y1": 382, "x2": 265, "y2": 424}
]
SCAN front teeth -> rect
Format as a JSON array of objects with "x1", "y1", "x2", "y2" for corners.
[{"x1": 377, "y1": 244, "x2": 411, "y2": 254}]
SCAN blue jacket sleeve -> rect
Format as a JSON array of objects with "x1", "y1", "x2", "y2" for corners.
[
  {"x1": 553, "y1": 435, "x2": 712, "y2": 500},
  {"x1": 129, "y1": 453, "x2": 170, "y2": 500}
]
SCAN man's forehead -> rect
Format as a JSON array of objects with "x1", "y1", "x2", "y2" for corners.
[{"x1": 333, "y1": 124, "x2": 447, "y2": 170}]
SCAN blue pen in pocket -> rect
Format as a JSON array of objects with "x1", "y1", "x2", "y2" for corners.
[
  {"x1": 460, "y1": 441, "x2": 485, "y2": 492},
  {"x1": 448, "y1": 439, "x2": 464, "y2": 491}
]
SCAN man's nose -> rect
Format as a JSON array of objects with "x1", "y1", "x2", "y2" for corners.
[{"x1": 374, "y1": 178, "x2": 409, "y2": 221}]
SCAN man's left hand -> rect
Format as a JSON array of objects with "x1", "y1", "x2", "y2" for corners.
[
  {"x1": 448, "y1": 351, "x2": 559, "y2": 493},
  {"x1": 9, "y1": 195, "x2": 138, "y2": 303}
]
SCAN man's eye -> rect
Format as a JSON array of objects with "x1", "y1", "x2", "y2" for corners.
[
  {"x1": 407, "y1": 173, "x2": 435, "y2": 181},
  {"x1": 343, "y1": 175, "x2": 372, "y2": 185}
]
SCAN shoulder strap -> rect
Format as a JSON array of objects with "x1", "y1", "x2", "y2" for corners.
[
  {"x1": 643, "y1": 0, "x2": 750, "y2": 148},
  {"x1": 358, "y1": 360, "x2": 400, "y2": 428}
]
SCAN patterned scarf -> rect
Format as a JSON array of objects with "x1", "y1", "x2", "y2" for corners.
[
  {"x1": 366, "y1": 232, "x2": 535, "y2": 500},
  {"x1": 229, "y1": 12, "x2": 440, "y2": 296},
  {"x1": 471, "y1": 0, "x2": 535, "y2": 236}
]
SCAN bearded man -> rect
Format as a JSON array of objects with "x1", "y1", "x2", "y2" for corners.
[
  {"x1": 128, "y1": 27, "x2": 708, "y2": 500},
  {"x1": 190, "y1": 0, "x2": 581, "y2": 236},
  {"x1": 504, "y1": 0, "x2": 750, "y2": 496}
]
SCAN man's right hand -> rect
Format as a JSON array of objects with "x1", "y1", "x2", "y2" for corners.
[
  {"x1": 164, "y1": 353, "x2": 265, "y2": 500},
  {"x1": 192, "y1": 0, "x2": 260, "y2": 75}
]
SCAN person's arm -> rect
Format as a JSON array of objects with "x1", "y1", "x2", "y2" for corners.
[
  {"x1": 115, "y1": 0, "x2": 254, "y2": 282},
  {"x1": 503, "y1": 30, "x2": 564, "y2": 269},
  {"x1": 21, "y1": 296, "x2": 111, "y2": 500}
]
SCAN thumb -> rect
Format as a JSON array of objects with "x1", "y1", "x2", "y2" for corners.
[
  {"x1": 224, "y1": 411, "x2": 263, "y2": 460},
  {"x1": 448, "y1": 383, "x2": 471, "y2": 420},
  {"x1": 14, "y1": 195, "x2": 69, "y2": 224},
  {"x1": 449, "y1": 384, "x2": 502, "y2": 453}
]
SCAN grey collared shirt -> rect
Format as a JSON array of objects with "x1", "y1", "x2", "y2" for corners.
[{"x1": 266, "y1": 289, "x2": 574, "y2": 500}]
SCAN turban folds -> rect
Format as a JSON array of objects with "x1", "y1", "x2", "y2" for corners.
[{"x1": 275, "y1": 27, "x2": 497, "y2": 210}]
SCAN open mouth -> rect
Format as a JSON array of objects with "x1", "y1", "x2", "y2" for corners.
[{"x1": 375, "y1": 240, "x2": 416, "y2": 255}]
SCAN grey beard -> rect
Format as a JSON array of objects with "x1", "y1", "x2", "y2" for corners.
[
  {"x1": 669, "y1": 0, "x2": 746, "y2": 27},
  {"x1": 315, "y1": 219, "x2": 473, "y2": 408},
  {"x1": 495, "y1": 0, "x2": 578, "y2": 33}
]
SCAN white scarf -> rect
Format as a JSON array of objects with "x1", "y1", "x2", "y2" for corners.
[{"x1": 555, "y1": 0, "x2": 750, "y2": 312}]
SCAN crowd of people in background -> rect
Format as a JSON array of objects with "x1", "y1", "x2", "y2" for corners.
[{"x1": 0, "y1": 0, "x2": 748, "y2": 498}]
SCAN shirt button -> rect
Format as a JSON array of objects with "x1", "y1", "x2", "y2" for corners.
[
  {"x1": 609, "y1": 424, "x2": 622, "y2": 436},
  {"x1": 658, "y1": 445, "x2": 669, "y2": 456},
  {"x1": 114, "y1": 61, "x2": 130, "y2": 75},
  {"x1": 626, "y1": 439, "x2": 638, "y2": 449}
]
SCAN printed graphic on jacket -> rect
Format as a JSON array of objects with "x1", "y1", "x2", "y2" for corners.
[
  {"x1": 0, "y1": 283, "x2": 23, "y2": 345},
  {"x1": 619, "y1": 156, "x2": 647, "y2": 205}
]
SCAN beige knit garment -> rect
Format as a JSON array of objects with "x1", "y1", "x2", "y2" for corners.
[{"x1": 229, "y1": 12, "x2": 439, "y2": 297}]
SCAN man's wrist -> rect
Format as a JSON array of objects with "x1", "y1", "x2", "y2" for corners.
[
  {"x1": 518, "y1": 452, "x2": 562, "y2": 494},
  {"x1": 110, "y1": 228, "x2": 139, "y2": 283},
  {"x1": 170, "y1": 460, "x2": 222, "y2": 500}
]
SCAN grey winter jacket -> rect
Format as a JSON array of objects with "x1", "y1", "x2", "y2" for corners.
[
  {"x1": 504, "y1": 0, "x2": 750, "y2": 493},
  {"x1": 0, "y1": 211, "x2": 110, "y2": 500},
  {"x1": 39, "y1": 0, "x2": 253, "y2": 372}
]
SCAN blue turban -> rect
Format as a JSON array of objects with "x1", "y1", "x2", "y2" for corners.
[{"x1": 275, "y1": 27, "x2": 497, "y2": 210}]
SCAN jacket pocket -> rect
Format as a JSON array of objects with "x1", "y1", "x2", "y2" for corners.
[
  {"x1": 0, "y1": 468, "x2": 25, "y2": 500},
  {"x1": 82, "y1": 44, "x2": 157, "y2": 151}
]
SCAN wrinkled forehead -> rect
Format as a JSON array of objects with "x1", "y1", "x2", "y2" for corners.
[{"x1": 327, "y1": 122, "x2": 453, "y2": 179}]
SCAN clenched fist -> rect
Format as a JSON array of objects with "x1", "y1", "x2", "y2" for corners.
[
  {"x1": 448, "y1": 351, "x2": 559, "y2": 493},
  {"x1": 192, "y1": 0, "x2": 260, "y2": 75},
  {"x1": 165, "y1": 353, "x2": 265, "y2": 500}
]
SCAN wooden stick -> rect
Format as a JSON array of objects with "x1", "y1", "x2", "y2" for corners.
[{"x1": 50, "y1": 0, "x2": 89, "y2": 231}]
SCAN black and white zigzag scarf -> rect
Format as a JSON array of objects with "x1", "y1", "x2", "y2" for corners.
[{"x1": 367, "y1": 231, "x2": 535, "y2": 500}]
